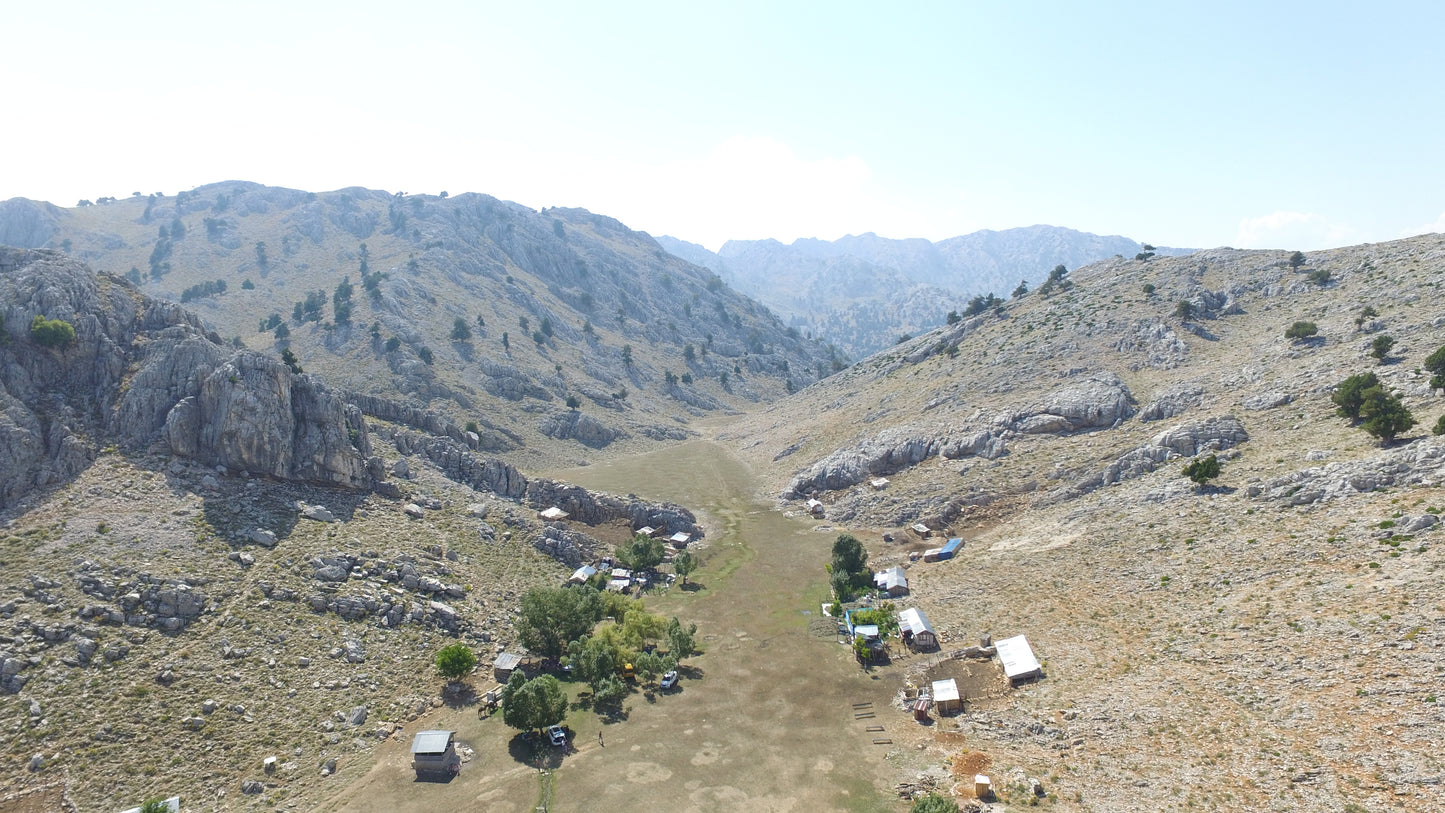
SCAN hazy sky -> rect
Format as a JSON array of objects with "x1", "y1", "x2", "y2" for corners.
[{"x1": 5, "y1": 1, "x2": 1442, "y2": 251}]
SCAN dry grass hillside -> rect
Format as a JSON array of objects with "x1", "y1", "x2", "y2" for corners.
[{"x1": 721, "y1": 235, "x2": 1445, "y2": 811}]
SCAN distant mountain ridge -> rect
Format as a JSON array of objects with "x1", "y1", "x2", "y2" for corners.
[
  {"x1": 0, "y1": 183, "x2": 845, "y2": 465},
  {"x1": 656, "y1": 227, "x2": 1192, "y2": 357}
]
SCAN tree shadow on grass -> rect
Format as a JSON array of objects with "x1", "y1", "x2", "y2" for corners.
[
  {"x1": 507, "y1": 732, "x2": 567, "y2": 769},
  {"x1": 441, "y1": 681, "x2": 479, "y2": 710},
  {"x1": 679, "y1": 581, "x2": 705, "y2": 593}
]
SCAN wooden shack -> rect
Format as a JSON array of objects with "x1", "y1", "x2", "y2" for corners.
[
  {"x1": 493, "y1": 652, "x2": 522, "y2": 682},
  {"x1": 898, "y1": 607, "x2": 938, "y2": 650},
  {"x1": 931, "y1": 678, "x2": 961, "y2": 714}
]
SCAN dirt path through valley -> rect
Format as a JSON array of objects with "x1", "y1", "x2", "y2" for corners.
[{"x1": 316, "y1": 440, "x2": 898, "y2": 813}]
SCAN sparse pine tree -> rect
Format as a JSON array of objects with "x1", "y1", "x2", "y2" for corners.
[
  {"x1": 1181, "y1": 454, "x2": 1221, "y2": 488},
  {"x1": 1332, "y1": 372, "x2": 1380, "y2": 420},
  {"x1": 281, "y1": 348, "x2": 302, "y2": 374},
  {"x1": 1371, "y1": 335, "x2": 1395, "y2": 362},
  {"x1": 1359, "y1": 386, "x2": 1415, "y2": 444},
  {"x1": 450, "y1": 317, "x2": 472, "y2": 341}
]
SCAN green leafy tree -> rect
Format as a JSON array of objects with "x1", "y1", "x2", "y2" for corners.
[
  {"x1": 1288, "y1": 250, "x2": 1306, "y2": 270},
  {"x1": 254, "y1": 241, "x2": 268, "y2": 268},
  {"x1": 1142, "y1": 283, "x2": 1156, "y2": 295},
  {"x1": 618, "y1": 534, "x2": 666, "y2": 572},
  {"x1": 1359, "y1": 386, "x2": 1415, "y2": 444},
  {"x1": 1284, "y1": 321, "x2": 1318, "y2": 340},
  {"x1": 1371, "y1": 335, "x2": 1395, "y2": 362},
  {"x1": 515, "y1": 586, "x2": 603, "y2": 661},
  {"x1": 499, "y1": 672, "x2": 567, "y2": 735},
  {"x1": 621, "y1": 344, "x2": 633, "y2": 368},
  {"x1": 450, "y1": 317, "x2": 472, "y2": 341},
  {"x1": 273, "y1": 322, "x2": 290, "y2": 340},
  {"x1": 1425, "y1": 345, "x2": 1445, "y2": 390},
  {"x1": 418, "y1": 346, "x2": 434, "y2": 365},
  {"x1": 567, "y1": 634, "x2": 623, "y2": 693},
  {"x1": 501, "y1": 331, "x2": 510, "y2": 350},
  {"x1": 540, "y1": 317, "x2": 553, "y2": 338},
  {"x1": 1012, "y1": 280, "x2": 1029, "y2": 298},
  {"x1": 666, "y1": 617, "x2": 697, "y2": 659},
  {"x1": 1181, "y1": 454, "x2": 1221, "y2": 488},
  {"x1": 29, "y1": 315, "x2": 76, "y2": 348},
  {"x1": 566, "y1": 395, "x2": 581, "y2": 410},
  {"x1": 910, "y1": 794, "x2": 961, "y2": 813},
  {"x1": 1332, "y1": 372, "x2": 1380, "y2": 420},
  {"x1": 281, "y1": 348, "x2": 303, "y2": 374},
  {"x1": 830, "y1": 534, "x2": 868, "y2": 580},
  {"x1": 384, "y1": 336, "x2": 401, "y2": 352},
  {"x1": 435, "y1": 643, "x2": 477, "y2": 681},
  {"x1": 946, "y1": 310, "x2": 962, "y2": 324},
  {"x1": 139, "y1": 799, "x2": 171, "y2": 813},
  {"x1": 1174, "y1": 300, "x2": 1195, "y2": 320},
  {"x1": 1433, "y1": 414, "x2": 1445, "y2": 436},
  {"x1": 241, "y1": 278, "x2": 255, "y2": 290},
  {"x1": 672, "y1": 550, "x2": 697, "y2": 585},
  {"x1": 1355, "y1": 305, "x2": 1378, "y2": 329},
  {"x1": 1308, "y1": 268, "x2": 1332, "y2": 286},
  {"x1": 830, "y1": 568, "x2": 856, "y2": 603}
]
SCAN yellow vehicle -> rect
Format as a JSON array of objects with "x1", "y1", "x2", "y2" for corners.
[{"x1": 622, "y1": 663, "x2": 636, "y2": 680}]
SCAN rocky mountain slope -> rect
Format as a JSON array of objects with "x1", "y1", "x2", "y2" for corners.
[
  {"x1": 0, "y1": 184, "x2": 845, "y2": 471},
  {"x1": 0, "y1": 248, "x2": 714, "y2": 810},
  {"x1": 658, "y1": 227, "x2": 1192, "y2": 357},
  {"x1": 722, "y1": 234, "x2": 1445, "y2": 810}
]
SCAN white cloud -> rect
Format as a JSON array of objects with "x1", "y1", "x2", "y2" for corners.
[
  {"x1": 1234, "y1": 211, "x2": 1357, "y2": 251},
  {"x1": 1402, "y1": 211, "x2": 1445, "y2": 238}
]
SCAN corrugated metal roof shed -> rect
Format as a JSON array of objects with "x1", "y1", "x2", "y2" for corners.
[
  {"x1": 494, "y1": 652, "x2": 522, "y2": 672},
  {"x1": 410, "y1": 730, "x2": 454, "y2": 754},
  {"x1": 669, "y1": 531, "x2": 691, "y2": 544},
  {"x1": 873, "y1": 566, "x2": 908, "y2": 593},
  {"x1": 570, "y1": 564, "x2": 597, "y2": 582},
  {"x1": 898, "y1": 607, "x2": 934, "y2": 636}
]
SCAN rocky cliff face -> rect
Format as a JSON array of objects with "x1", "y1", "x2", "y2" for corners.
[{"x1": 0, "y1": 248, "x2": 372, "y2": 508}]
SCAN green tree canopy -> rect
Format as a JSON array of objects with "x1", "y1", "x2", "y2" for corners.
[
  {"x1": 1433, "y1": 414, "x2": 1445, "y2": 436},
  {"x1": 1181, "y1": 454, "x2": 1221, "y2": 487},
  {"x1": 618, "y1": 534, "x2": 666, "y2": 572},
  {"x1": 435, "y1": 643, "x2": 477, "y2": 681},
  {"x1": 281, "y1": 348, "x2": 303, "y2": 374},
  {"x1": 1332, "y1": 372, "x2": 1381, "y2": 421},
  {"x1": 29, "y1": 315, "x2": 76, "y2": 348},
  {"x1": 666, "y1": 617, "x2": 697, "y2": 659},
  {"x1": 1284, "y1": 321, "x2": 1318, "y2": 340},
  {"x1": 672, "y1": 550, "x2": 697, "y2": 585},
  {"x1": 139, "y1": 799, "x2": 171, "y2": 813},
  {"x1": 515, "y1": 586, "x2": 603, "y2": 660},
  {"x1": 1359, "y1": 386, "x2": 1416, "y2": 444},
  {"x1": 499, "y1": 672, "x2": 567, "y2": 735},
  {"x1": 450, "y1": 317, "x2": 472, "y2": 341},
  {"x1": 831, "y1": 534, "x2": 868, "y2": 579},
  {"x1": 1425, "y1": 344, "x2": 1445, "y2": 390},
  {"x1": 910, "y1": 793, "x2": 961, "y2": 813},
  {"x1": 1371, "y1": 335, "x2": 1395, "y2": 362}
]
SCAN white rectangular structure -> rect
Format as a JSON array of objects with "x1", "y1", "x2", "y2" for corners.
[
  {"x1": 931, "y1": 678, "x2": 960, "y2": 712},
  {"x1": 995, "y1": 634, "x2": 1042, "y2": 682},
  {"x1": 539, "y1": 506, "x2": 569, "y2": 521}
]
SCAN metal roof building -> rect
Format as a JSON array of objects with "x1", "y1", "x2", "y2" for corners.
[
  {"x1": 897, "y1": 607, "x2": 938, "y2": 650},
  {"x1": 873, "y1": 566, "x2": 909, "y2": 596},
  {"x1": 931, "y1": 678, "x2": 961, "y2": 713},
  {"x1": 995, "y1": 634, "x2": 1042, "y2": 683}
]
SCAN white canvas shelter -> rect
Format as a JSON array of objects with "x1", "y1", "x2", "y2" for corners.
[
  {"x1": 931, "y1": 678, "x2": 961, "y2": 713},
  {"x1": 539, "y1": 506, "x2": 568, "y2": 521},
  {"x1": 569, "y1": 564, "x2": 597, "y2": 583},
  {"x1": 995, "y1": 634, "x2": 1042, "y2": 682}
]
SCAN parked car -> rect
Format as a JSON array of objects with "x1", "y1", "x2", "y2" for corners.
[
  {"x1": 546, "y1": 724, "x2": 567, "y2": 747},
  {"x1": 660, "y1": 670, "x2": 678, "y2": 690}
]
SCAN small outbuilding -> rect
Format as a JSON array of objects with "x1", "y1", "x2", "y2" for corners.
[
  {"x1": 910, "y1": 523, "x2": 931, "y2": 538},
  {"x1": 539, "y1": 506, "x2": 569, "y2": 521},
  {"x1": 806, "y1": 499, "x2": 825, "y2": 517},
  {"x1": 852, "y1": 624, "x2": 880, "y2": 641},
  {"x1": 897, "y1": 607, "x2": 937, "y2": 650},
  {"x1": 493, "y1": 652, "x2": 523, "y2": 682},
  {"x1": 870, "y1": 477, "x2": 890, "y2": 490},
  {"x1": 668, "y1": 531, "x2": 692, "y2": 546},
  {"x1": 636, "y1": 525, "x2": 657, "y2": 538},
  {"x1": 931, "y1": 678, "x2": 961, "y2": 714},
  {"x1": 606, "y1": 578, "x2": 631, "y2": 593},
  {"x1": 995, "y1": 634, "x2": 1043, "y2": 683},
  {"x1": 873, "y1": 566, "x2": 909, "y2": 597},
  {"x1": 410, "y1": 730, "x2": 461, "y2": 777},
  {"x1": 937, "y1": 538, "x2": 963, "y2": 560},
  {"x1": 921, "y1": 547, "x2": 944, "y2": 562},
  {"x1": 569, "y1": 564, "x2": 597, "y2": 584}
]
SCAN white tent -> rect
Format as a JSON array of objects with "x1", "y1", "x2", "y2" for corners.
[{"x1": 995, "y1": 634, "x2": 1042, "y2": 682}]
